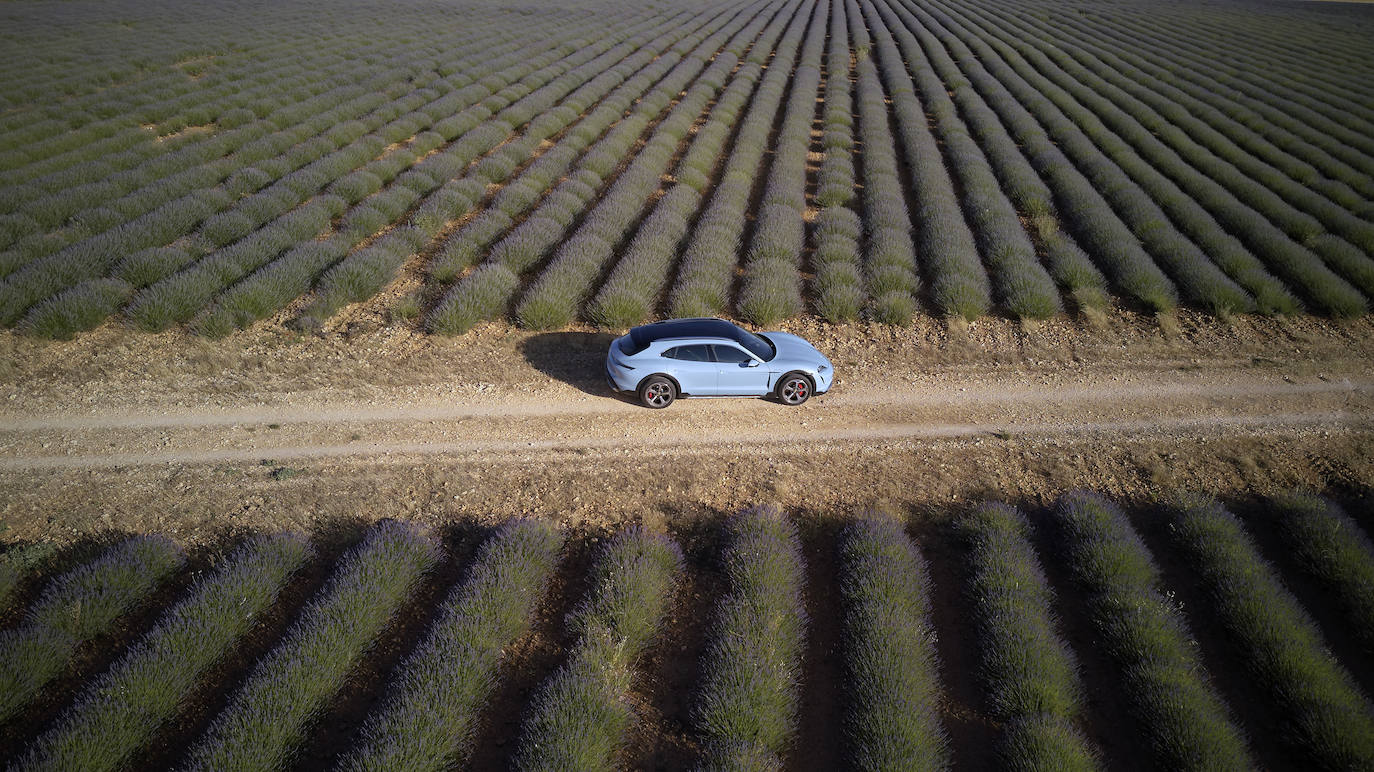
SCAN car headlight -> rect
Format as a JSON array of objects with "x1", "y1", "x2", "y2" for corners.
[{"x1": 817, "y1": 364, "x2": 829, "y2": 373}]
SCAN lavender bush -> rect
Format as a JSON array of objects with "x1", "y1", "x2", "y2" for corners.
[
  {"x1": 0, "y1": 535, "x2": 185, "y2": 722},
  {"x1": 693, "y1": 505, "x2": 807, "y2": 769},
  {"x1": 958, "y1": 503, "x2": 1091, "y2": 770},
  {"x1": 20, "y1": 277, "x2": 134, "y2": 339},
  {"x1": 848, "y1": 11, "x2": 919, "y2": 324},
  {"x1": 0, "y1": 543, "x2": 58, "y2": 618},
  {"x1": 182, "y1": 521, "x2": 440, "y2": 771},
  {"x1": 1052, "y1": 492, "x2": 1251, "y2": 769},
  {"x1": 513, "y1": 526, "x2": 682, "y2": 770},
  {"x1": 839, "y1": 515, "x2": 948, "y2": 771},
  {"x1": 16, "y1": 533, "x2": 312, "y2": 772},
  {"x1": 344, "y1": 519, "x2": 562, "y2": 772},
  {"x1": 1271, "y1": 493, "x2": 1374, "y2": 650}
]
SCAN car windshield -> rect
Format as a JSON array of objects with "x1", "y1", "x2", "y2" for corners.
[{"x1": 739, "y1": 329, "x2": 775, "y2": 361}]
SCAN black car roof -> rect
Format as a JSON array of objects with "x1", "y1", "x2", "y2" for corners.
[{"x1": 629, "y1": 318, "x2": 748, "y2": 348}]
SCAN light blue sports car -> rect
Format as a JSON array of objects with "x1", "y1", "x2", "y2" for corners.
[{"x1": 605, "y1": 318, "x2": 834, "y2": 408}]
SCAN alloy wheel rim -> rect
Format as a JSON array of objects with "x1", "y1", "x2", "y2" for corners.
[{"x1": 647, "y1": 384, "x2": 670, "y2": 406}]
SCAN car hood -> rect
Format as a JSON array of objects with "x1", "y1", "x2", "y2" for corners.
[{"x1": 762, "y1": 332, "x2": 829, "y2": 368}]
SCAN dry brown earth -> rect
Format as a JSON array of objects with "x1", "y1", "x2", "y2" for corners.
[{"x1": 1, "y1": 309, "x2": 1372, "y2": 545}]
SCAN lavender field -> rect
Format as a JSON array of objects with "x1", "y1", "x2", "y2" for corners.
[
  {"x1": 1, "y1": 495, "x2": 1372, "y2": 770},
  {"x1": 1, "y1": 0, "x2": 1372, "y2": 340}
]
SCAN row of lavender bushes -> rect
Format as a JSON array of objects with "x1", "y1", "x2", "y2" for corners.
[
  {"x1": 861, "y1": 0, "x2": 995, "y2": 321},
  {"x1": 5, "y1": 65, "x2": 455, "y2": 330},
  {"x1": 962, "y1": 0, "x2": 1361, "y2": 314},
  {"x1": 957, "y1": 503, "x2": 1092, "y2": 770},
  {"x1": 513, "y1": 526, "x2": 682, "y2": 769},
  {"x1": 1038, "y1": 4, "x2": 1374, "y2": 193},
  {"x1": 181, "y1": 520, "x2": 441, "y2": 770},
  {"x1": 873, "y1": 0, "x2": 1062, "y2": 320},
  {"x1": 201, "y1": 9, "x2": 681, "y2": 338},
  {"x1": 916, "y1": 0, "x2": 1367, "y2": 317},
  {"x1": 977, "y1": 1, "x2": 1374, "y2": 261},
  {"x1": 511, "y1": 23, "x2": 759, "y2": 331},
  {"x1": 0, "y1": 536, "x2": 184, "y2": 722},
  {"x1": 838, "y1": 516, "x2": 948, "y2": 769},
  {"x1": 4, "y1": 12, "x2": 622, "y2": 338},
  {"x1": 584, "y1": 0, "x2": 796, "y2": 330},
  {"x1": 692, "y1": 505, "x2": 808, "y2": 769},
  {"x1": 808, "y1": 0, "x2": 865, "y2": 324},
  {"x1": 996, "y1": 5, "x2": 1374, "y2": 259},
  {"x1": 426, "y1": 0, "x2": 767, "y2": 335},
  {"x1": 16, "y1": 534, "x2": 311, "y2": 772},
  {"x1": 734, "y1": 0, "x2": 827, "y2": 327},
  {"x1": 665, "y1": 0, "x2": 813, "y2": 321},
  {"x1": 4, "y1": 492, "x2": 1371, "y2": 769},
  {"x1": 893, "y1": 0, "x2": 1179, "y2": 313},
  {"x1": 8, "y1": 50, "x2": 522, "y2": 336},
  {"x1": 1, "y1": 74, "x2": 397, "y2": 286},
  {"x1": 1169, "y1": 496, "x2": 1374, "y2": 768},
  {"x1": 1272, "y1": 493, "x2": 1374, "y2": 652},
  {"x1": 846, "y1": 1, "x2": 920, "y2": 325},
  {"x1": 423, "y1": 3, "x2": 740, "y2": 285},
  {"x1": 294, "y1": 10, "x2": 701, "y2": 330},
  {"x1": 1051, "y1": 492, "x2": 1251, "y2": 769},
  {"x1": 873, "y1": 0, "x2": 1110, "y2": 313},
  {"x1": 343, "y1": 519, "x2": 563, "y2": 771}
]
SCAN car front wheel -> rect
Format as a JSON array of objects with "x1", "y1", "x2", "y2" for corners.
[
  {"x1": 639, "y1": 376, "x2": 676, "y2": 409},
  {"x1": 777, "y1": 373, "x2": 812, "y2": 406}
]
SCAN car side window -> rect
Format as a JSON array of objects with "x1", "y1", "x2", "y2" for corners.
[
  {"x1": 712, "y1": 345, "x2": 754, "y2": 364},
  {"x1": 665, "y1": 345, "x2": 711, "y2": 362}
]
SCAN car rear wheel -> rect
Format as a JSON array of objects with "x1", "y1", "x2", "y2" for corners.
[
  {"x1": 777, "y1": 373, "x2": 812, "y2": 406},
  {"x1": 639, "y1": 376, "x2": 676, "y2": 409}
]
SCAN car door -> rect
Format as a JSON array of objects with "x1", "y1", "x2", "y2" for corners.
[
  {"x1": 712, "y1": 344, "x2": 770, "y2": 395},
  {"x1": 662, "y1": 345, "x2": 717, "y2": 395}
]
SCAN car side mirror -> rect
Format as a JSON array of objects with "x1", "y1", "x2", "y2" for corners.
[{"x1": 744, "y1": 360, "x2": 759, "y2": 367}]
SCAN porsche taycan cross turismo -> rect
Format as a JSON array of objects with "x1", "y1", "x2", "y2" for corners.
[{"x1": 605, "y1": 318, "x2": 834, "y2": 409}]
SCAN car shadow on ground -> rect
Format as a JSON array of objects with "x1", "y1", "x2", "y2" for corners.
[{"x1": 519, "y1": 331, "x2": 622, "y2": 399}]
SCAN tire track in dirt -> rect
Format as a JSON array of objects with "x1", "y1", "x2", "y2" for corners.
[
  {"x1": 2, "y1": 378, "x2": 1367, "y2": 432},
  {"x1": 1, "y1": 411, "x2": 1364, "y2": 471}
]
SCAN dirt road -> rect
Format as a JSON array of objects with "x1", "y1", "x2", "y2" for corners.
[
  {"x1": 2, "y1": 311, "x2": 1373, "y2": 543},
  {"x1": 1, "y1": 377, "x2": 1369, "y2": 470}
]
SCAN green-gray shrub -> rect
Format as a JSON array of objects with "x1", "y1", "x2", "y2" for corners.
[
  {"x1": 0, "y1": 536, "x2": 185, "y2": 722},
  {"x1": 840, "y1": 516, "x2": 948, "y2": 770},
  {"x1": 1053, "y1": 492, "x2": 1252, "y2": 769},
  {"x1": 343, "y1": 520, "x2": 562, "y2": 772},
  {"x1": 513, "y1": 527, "x2": 681, "y2": 770},
  {"x1": 694, "y1": 506, "x2": 807, "y2": 769},
  {"x1": 1272, "y1": 493, "x2": 1374, "y2": 650},
  {"x1": 1171, "y1": 496, "x2": 1374, "y2": 768},
  {"x1": 16, "y1": 534, "x2": 311, "y2": 772}
]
